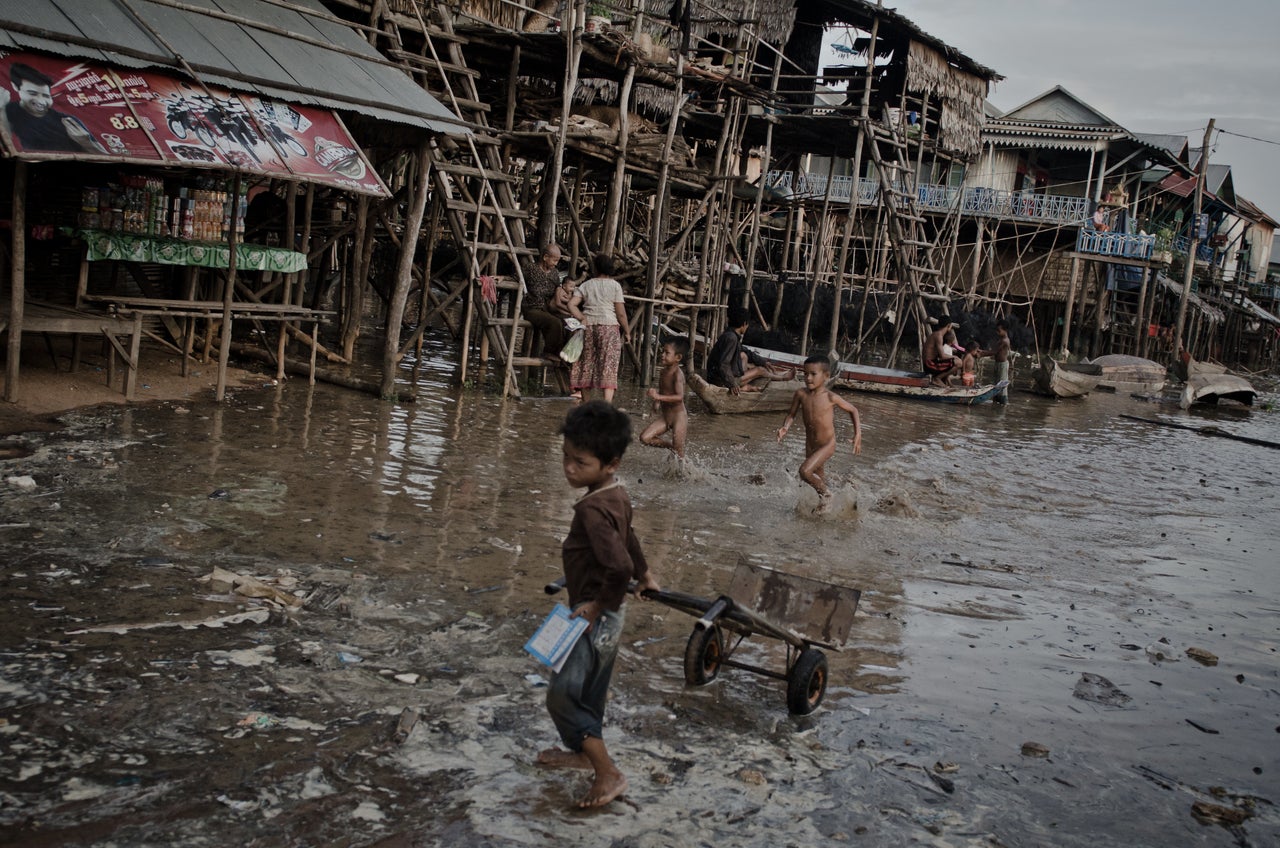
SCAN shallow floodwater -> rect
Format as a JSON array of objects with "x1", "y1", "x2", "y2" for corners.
[{"x1": 1, "y1": 342, "x2": 1277, "y2": 847}]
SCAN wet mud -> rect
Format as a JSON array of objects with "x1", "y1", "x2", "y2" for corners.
[{"x1": 2, "y1": 351, "x2": 1278, "y2": 846}]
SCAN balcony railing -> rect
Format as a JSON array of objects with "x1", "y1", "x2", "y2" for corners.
[
  {"x1": 1076, "y1": 229, "x2": 1155, "y2": 260},
  {"x1": 962, "y1": 188, "x2": 1089, "y2": 223},
  {"x1": 764, "y1": 171, "x2": 1093, "y2": 225}
]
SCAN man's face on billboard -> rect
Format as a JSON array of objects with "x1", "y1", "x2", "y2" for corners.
[{"x1": 14, "y1": 80, "x2": 54, "y2": 117}]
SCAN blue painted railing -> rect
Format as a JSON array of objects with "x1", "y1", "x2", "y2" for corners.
[
  {"x1": 763, "y1": 170, "x2": 1091, "y2": 224},
  {"x1": 1076, "y1": 229, "x2": 1155, "y2": 259}
]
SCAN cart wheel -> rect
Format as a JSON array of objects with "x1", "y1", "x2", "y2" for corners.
[
  {"x1": 683, "y1": 625, "x2": 723, "y2": 685},
  {"x1": 786, "y1": 648, "x2": 827, "y2": 715}
]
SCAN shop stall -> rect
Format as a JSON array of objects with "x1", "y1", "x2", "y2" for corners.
[{"x1": 2, "y1": 0, "x2": 459, "y2": 402}]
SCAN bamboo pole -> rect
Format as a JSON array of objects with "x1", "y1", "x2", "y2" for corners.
[
  {"x1": 641, "y1": 51, "x2": 686, "y2": 384},
  {"x1": 4, "y1": 161, "x2": 26, "y2": 402},
  {"x1": 1058, "y1": 257, "x2": 1081, "y2": 357},
  {"x1": 1174, "y1": 119, "x2": 1215, "y2": 358},
  {"x1": 276, "y1": 181, "x2": 297, "y2": 380},
  {"x1": 381, "y1": 143, "x2": 432, "y2": 398},
  {"x1": 542, "y1": 0, "x2": 584, "y2": 247},
  {"x1": 215, "y1": 172, "x2": 242, "y2": 402}
]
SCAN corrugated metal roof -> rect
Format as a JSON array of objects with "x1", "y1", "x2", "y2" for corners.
[
  {"x1": 0, "y1": 0, "x2": 460, "y2": 132},
  {"x1": 1234, "y1": 196, "x2": 1279, "y2": 229}
]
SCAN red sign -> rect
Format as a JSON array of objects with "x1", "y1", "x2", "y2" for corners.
[{"x1": 0, "y1": 52, "x2": 388, "y2": 196}]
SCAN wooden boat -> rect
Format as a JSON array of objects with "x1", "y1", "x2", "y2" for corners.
[
  {"x1": 688, "y1": 373, "x2": 803, "y2": 414},
  {"x1": 1087, "y1": 354, "x2": 1167, "y2": 394},
  {"x1": 1032, "y1": 359, "x2": 1102, "y2": 398},
  {"x1": 744, "y1": 346, "x2": 1009, "y2": 405},
  {"x1": 1179, "y1": 373, "x2": 1257, "y2": 409}
]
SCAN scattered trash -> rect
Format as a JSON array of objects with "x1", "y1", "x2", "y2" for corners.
[
  {"x1": 68, "y1": 608, "x2": 271, "y2": 635},
  {"x1": 201, "y1": 566, "x2": 302, "y2": 609},
  {"x1": 208, "y1": 489, "x2": 230, "y2": 500},
  {"x1": 523, "y1": 673, "x2": 546, "y2": 687},
  {"x1": 737, "y1": 768, "x2": 767, "y2": 786},
  {"x1": 392, "y1": 707, "x2": 419, "y2": 744},
  {"x1": 352, "y1": 800, "x2": 386, "y2": 822},
  {"x1": 216, "y1": 793, "x2": 258, "y2": 812},
  {"x1": 1145, "y1": 638, "x2": 1181, "y2": 663},
  {"x1": 1073, "y1": 672, "x2": 1131, "y2": 707},
  {"x1": 206, "y1": 646, "x2": 276, "y2": 667},
  {"x1": 486, "y1": 536, "x2": 521, "y2": 553},
  {"x1": 1191, "y1": 800, "x2": 1248, "y2": 826},
  {"x1": 369, "y1": 531, "x2": 401, "y2": 544},
  {"x1": 1021, "y1": 742, "x2": 1050, "y2": 758},
  {"x1": 337, "y1": 651, "x2": 364, "y2": 665},
  {"x1": 393, "y1": 673, "x2": 420, "y2": 685},
  {"x1": 1185, "y1": 719, "x2": 1220, "y2": 735},
  {"x1": 1186, "y1": 647, "x2": 1218, "y2": 666},
  {"x1": 6, "y1": 475, "x2": 37, "y2": 491}
]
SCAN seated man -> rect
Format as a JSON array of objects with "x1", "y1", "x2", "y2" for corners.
[
  {"x1": 922, "y1": 321, "x2": 961, "y2": 387},
  {"x1": 707, "y1": 308, "x2": 774, "y2": 394}
]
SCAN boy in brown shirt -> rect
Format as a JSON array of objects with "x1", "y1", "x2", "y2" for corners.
[{"x1": 536, "y1": 401, "x2": 660, "y2": 808}]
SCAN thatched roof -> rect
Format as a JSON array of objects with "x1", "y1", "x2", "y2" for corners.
[{"x1": 906, "y1": 40, "x2": 987, "y2": 159}]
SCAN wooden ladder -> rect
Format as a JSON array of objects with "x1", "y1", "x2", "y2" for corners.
[
  {"x1": 860, "y1": 114, "x2": 950, "y2": 361},
  {"x1": 418, "y1": 8, "x2": 539, "y2": 397}
]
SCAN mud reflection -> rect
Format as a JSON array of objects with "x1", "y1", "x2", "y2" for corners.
[{"x1": 1, "y1": 363, "x2": 1277, "y2": 846}]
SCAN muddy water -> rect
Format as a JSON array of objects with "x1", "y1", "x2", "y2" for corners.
[{"x1": 2, "y1": 345, "x2": 1277, "y2": 847}]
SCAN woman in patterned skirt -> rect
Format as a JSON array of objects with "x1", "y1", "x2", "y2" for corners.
[{"x1": 568, "y1": 253, "x2": 630, "y2": 403}]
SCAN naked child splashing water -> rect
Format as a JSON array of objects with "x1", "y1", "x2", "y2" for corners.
[{"x1": 777, "y1": 355, "x2": 863, "y2": 513}]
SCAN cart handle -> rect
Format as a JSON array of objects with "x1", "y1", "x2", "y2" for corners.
[{"x1": 544, "y1": 576, "x2": 659, "y2": 601}]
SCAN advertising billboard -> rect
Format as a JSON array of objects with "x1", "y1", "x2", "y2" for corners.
[{"x1": 0, "y1": 52, "x2": 388, "y2": 196}]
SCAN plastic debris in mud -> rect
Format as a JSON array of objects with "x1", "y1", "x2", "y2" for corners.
[{"x1": 1072, "y1": 672, "x2": 1131, "y2": 706}]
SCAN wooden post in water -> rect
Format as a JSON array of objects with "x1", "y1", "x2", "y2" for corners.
[
  {"x1": 1059, "y1": 256, "x2": 1081, "y2": 357},
  {"x1": 382, "y1": 143, "x2": 432, "y2": 397},
  {"x1": 5, "y1": 162, "x2": 26, "y2": 402},
  {"x1": 1174, "y1": 119, "x2": 1214, "y2": 359},
  {"x1": 216, "y1": 173, "x2": 243, "y2": 402}
]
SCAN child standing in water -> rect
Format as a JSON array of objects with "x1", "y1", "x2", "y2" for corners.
[
  {"x1": 777, "y1": 355, "x2": 862, "y2": 511},
  {"x1": 641, "y1": 338, "x2": 689, "y2": 458},
  {"x1": 537, "y1": 401, "x2": 660, "y2": 808}
]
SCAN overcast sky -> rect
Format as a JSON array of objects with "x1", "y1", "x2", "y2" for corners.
[{"x1": 873, "y1": 0, "x2": 1280, "y2": 219}]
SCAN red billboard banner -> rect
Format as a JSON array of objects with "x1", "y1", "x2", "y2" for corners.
[{"x1": 0, "y1": 51, "x2": 387, "y2": 196}]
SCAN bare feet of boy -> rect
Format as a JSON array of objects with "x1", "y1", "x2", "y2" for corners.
[
  {"x1": 536, "y1": 747, "x2": 592, "y2": 769},
  {"x1": 579, "y1": 770, "x2": 628, "y2": 808},
  {"x1": 814, "y1": 492, "x2": 832, "y2": 515}
]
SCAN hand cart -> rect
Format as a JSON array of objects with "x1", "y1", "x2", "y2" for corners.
[{"x1": 546, "y1": 560, "x2": 860, "y2": 715}]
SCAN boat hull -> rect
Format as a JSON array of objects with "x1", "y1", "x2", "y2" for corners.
[
  {"x1": 689, "y1": 373, "x2": 801, "y2": 414},
  {"x1": 745, "y1": 346, "x2": 1008, "y2": 405},
  {"x1": 1088, "y1": 354, "x2": 1167, "y2": 394},
  {"x1": 1179, "y1": 374, "x2": 1257, "y2": 409},
  {"x1": 1032, "y1": 360, "x2": 1102, "y2": 398}
]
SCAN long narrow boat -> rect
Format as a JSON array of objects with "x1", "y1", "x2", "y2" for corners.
[
  {"x1": 1032, "y1": 359, "x2": 1102, "y2": 398},
  {"x1": 688, "y1": 373, "x2": 803, "y2": 414},
  {"x1": 744, "y1": 346, "x2": 1008, "y2": 405}
]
